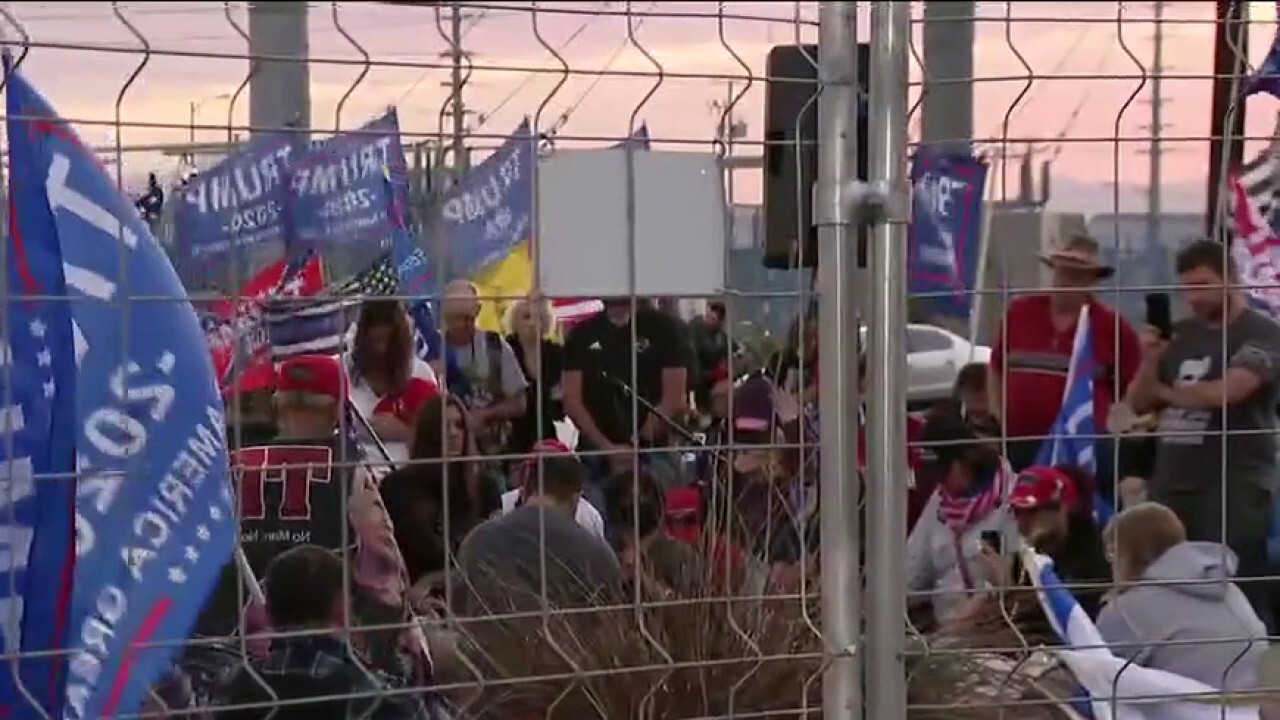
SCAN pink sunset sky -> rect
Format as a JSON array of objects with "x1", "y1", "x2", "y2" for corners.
[{"x1": 7, "y1": 1, "x2": 1280, "y2": 215}]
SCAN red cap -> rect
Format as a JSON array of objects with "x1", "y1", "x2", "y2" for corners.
[
  {"x1": 275, "y1": 354, "x2": 346, "y2": 401},
  {"x1": 1009, "y1": 465, "x2": 1078, "y2": 512},
  {"x1": 664, "y1": 486, "x2": 702, "y2": 543},
  {"x1": 514, "y1": 439, "x2": 574, "y2": 490}
]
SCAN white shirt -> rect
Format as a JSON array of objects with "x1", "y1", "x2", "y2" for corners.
[
  {"x1": 346, "y1": 355, "x2": 439, "y2": 466},
  {"x1": 498, "y1": 489, "x2": 606, "y2": 542}
]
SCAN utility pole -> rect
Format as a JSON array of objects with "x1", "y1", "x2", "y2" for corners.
[
  {"x1": 443, "y1": 2, "x2": 470, "y2": 175},
  {"x1": 1146, "y1": 0, "x2": 1165, "y2": 250},
  {"x1": 713, "y1": 82, "x2": 749, "y2": 201}
]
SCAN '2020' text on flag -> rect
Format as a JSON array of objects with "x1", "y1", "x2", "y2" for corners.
[
  {"x1": 1024, "y1": 548, "x2": 1260, "y2": 720},
  {"x1": 5, "y1": 57, "x2": 236, "y2": 720}
]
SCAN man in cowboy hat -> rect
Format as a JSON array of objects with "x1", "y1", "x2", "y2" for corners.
[{"x1": 988, "y1": 233, "x2": 1141, "y2": 473}]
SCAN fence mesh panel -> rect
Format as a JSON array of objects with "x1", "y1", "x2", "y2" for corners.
[{"x1": 0, "y1": 2, "x2": 1276, "y2": 719}]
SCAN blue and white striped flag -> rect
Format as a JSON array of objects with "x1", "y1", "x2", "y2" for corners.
[
  {"x1": 1034, "y1": 305, "x2": 1113, "y2": 525},
  {"x1": 261, "y1": 295, "x2": 347, "y2": 362},
  {"x1": 1023, "y1": 549, "x2": 1260, "y2": 720}
]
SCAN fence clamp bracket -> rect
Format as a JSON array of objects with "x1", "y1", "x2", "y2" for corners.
[{"x1": 843, "y1": 179, "x2": 892, "y2": 227}]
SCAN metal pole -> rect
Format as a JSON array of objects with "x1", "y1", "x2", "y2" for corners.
[
  {"x1": 865, "y1": 3, "x2": 911, "y2": 720},
  {"x1": 1146, "y1": 0, "x2": 1165, "y2": 249},
  {"x1": 1205, "y1": 0, "x2": 1247, "y2": 240},
  {"x1": 816, "y1": 4, "x2": 862, "y2": 719},
  {"x1": 189, "y1": 101, "x2": 197, "y2": 144},
  {"x1": 449, "y1": 1, "x2": 469, "y2": 173},
  {"x1": 921, "y1": 1, "x2": 975, "y2": 157}
]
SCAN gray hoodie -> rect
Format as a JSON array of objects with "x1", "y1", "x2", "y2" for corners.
[{"x1": 1095, "y1": 541, "x2": 1267, "y2": 691}]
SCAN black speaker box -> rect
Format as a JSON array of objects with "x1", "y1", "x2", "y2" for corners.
[{"x1": 761, "y1": 43, "x2": 869, "y2": 269}]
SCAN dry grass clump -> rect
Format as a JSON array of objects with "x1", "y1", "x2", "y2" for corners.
[{"x1": 441, "y1": 547, "x2": 1085, "y2": 720}]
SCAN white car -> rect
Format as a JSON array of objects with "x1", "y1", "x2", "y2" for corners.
[{"x1": 861, "y1": 324, "x2": 992, "y2": 404}]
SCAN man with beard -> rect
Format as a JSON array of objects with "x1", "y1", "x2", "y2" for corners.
[
  {"x1": 1006, "y1": 465, "x2": 1110, "y2": 620},
  {"x1": 1124, "y1": 239, "x2": 1280, "y2": 626}
]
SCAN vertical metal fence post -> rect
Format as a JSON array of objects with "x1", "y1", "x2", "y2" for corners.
[
  {"x1": 865, "y1": 3, "x2": 912, "y2": 720},
  {"x1": 816, "y1": 4, "x2": 862, "y2": 720}
]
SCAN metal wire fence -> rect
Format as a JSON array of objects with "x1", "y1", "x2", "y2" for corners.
[{"x1": 1, "y1": 1, "x2": 1279, "y2": 719}]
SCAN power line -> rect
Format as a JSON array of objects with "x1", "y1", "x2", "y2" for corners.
[
  {"x1": 548, "y1": 1, "x2": 659, "y2": 135},
  {"x1": 470, "y1": 10, "x2": 604, "y2": 130}
]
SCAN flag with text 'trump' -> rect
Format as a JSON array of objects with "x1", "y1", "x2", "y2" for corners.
[{"x1": 5, "y1": 57, "x2": 236, "y2": 720}]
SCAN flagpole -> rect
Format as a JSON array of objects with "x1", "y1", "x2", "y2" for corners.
[
  {"x1": 968, "y1": 154, "x2": 996, "y2": 350},
  {"x1": 1206, "y1": 0, "x2": 1248, "y2": 240}
]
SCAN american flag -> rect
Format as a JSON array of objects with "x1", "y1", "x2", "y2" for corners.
[
  {"x1": 334, "y1": 253, "x2": 399, "y2": 298},
  {"x1": 1234, "y1": 112, "x2": 1280, "y2": 229},
  {"x1": 551, "y1": 297, "x2": 603, "y2": 328},
  {"x1": 264, "y1": 253, "x2": 401, "y2": 363}
]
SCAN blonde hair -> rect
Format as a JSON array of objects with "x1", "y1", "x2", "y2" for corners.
[
  {"x1": 1105, "y1": 502, "x2": 1186, "y2": 588},
  {"x1": 503, "y1": 295, "x2": 556, "y2": 339}
]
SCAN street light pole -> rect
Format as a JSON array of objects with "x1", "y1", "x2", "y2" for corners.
[{"x1": 189, "y1": 93, "x2": 233, "y2": 150}]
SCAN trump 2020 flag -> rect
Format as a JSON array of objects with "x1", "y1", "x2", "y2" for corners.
[
  {"x1": 908, "y1": 148, "x2": 988, "y2": 319},
  {"x1": 1022, "y1": 549, "x2": 1259, "y2": 720},
  {"x1": 6, "y1": 59, "x2": 236, "y2": 720}
]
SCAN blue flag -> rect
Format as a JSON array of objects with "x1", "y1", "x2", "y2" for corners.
[
  {"x1": 1244, "y1": 2, "x2": 1280, "y2": 99},
  {"x1": 383, "y1": 172, "x2": 443, "y2": 364},
  {"x1": 174, "y1": 133, "x2": 295, "y2": 261},
  {"x1": 289, "y1": 109, "x2": 408, "y2": 254},
  {"x1": 436, "y1": 119, "x2": 535, "y2": 278},
  {"x1": 1033, "y1": 306, "x2": 1112, "y2": 525},
  {"x1": 908, "y1": 149, "x2": 988, "y2": 318},
  {"x1": 6, "y1": 61, "x2": 235, "y2": 720},
  {"x1": 175, "y1": 109, "x2": 407, "y2": 262},
  {"x1": 0, "y1": 71, "x2": 80, "y2": 719}
]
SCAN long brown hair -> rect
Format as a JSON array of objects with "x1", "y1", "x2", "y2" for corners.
[
  {"x1": 351, "y1": 299, "x2": 414, "y2": 390},
  {"x1": 411, "y1": 394, "x2": 472, "y2": 461},
  {"x1": 1106, "y1": 502, "x2": 1187, "y2": 588}
]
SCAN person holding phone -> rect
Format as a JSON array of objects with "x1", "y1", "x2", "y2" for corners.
[{"x1": 1124, "y1": 239, "x2": 1280, "y2": 628}]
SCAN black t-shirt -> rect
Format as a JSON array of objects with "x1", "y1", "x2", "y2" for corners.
[
  {"x1": 194, "y1": 436, "x2": 357, "y2": 638},
  {"x1": 563, "y1": 308, "x2": 688, "y2": 445},
  {"x1": 507, "y1": 336, "x2": 565, "y2": 453}
]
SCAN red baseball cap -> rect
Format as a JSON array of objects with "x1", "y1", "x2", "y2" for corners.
[
  {"x1": 1009, "y1": 465, "x2": 1078, "y2": 512},
  {"x1": 275, "y1": 354, "x2": 346, "y2": 401}
]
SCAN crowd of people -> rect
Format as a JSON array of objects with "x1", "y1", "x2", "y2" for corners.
[{"x1": 172, "y1": 230, "x2": 1280, "y2": 718}]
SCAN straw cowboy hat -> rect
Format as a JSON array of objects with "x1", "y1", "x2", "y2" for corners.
[{"x1": 1039, "y1": 234, "x2": 1114, "y2": 280}]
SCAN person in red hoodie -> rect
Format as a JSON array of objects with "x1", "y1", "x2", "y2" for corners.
[
  {"x1": 844, "y1": 354, "x2": 930, "y2": 532},
  {"x1": 663, "y1": 484, "x2": 748, "y2": 589}
]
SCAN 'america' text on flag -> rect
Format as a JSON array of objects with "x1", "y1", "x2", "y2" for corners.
[{"x1": 5, "y1": 56, "x2": 236, "y2": 720}]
